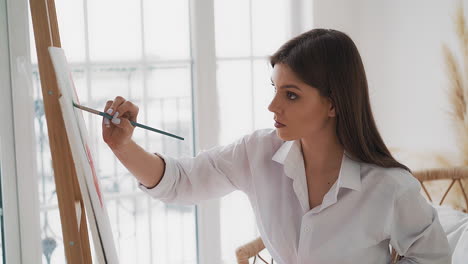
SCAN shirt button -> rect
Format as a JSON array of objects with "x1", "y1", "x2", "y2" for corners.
[{"x1": 304, "y1": 227, "x2": 310, "y2": 232}]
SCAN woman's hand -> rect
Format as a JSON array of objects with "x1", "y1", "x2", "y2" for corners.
[
  {"x1": 102, "y1": 96, "x2": 139, "y2": 151},
  {"x1": 102, "y1": 96, "x2": 165, "y2": 188}
]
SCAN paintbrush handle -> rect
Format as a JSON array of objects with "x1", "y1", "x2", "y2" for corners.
[
  {"x1": 130, "y1": 120, "x2": 184, "y2": 140},
  {"x1": 73, "y1": 103, "x2": 184, "y2": 140},
  {"x1": 101, "y1": 112, "x2": 184, "y2": 140}
]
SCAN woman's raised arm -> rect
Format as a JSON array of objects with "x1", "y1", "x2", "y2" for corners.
[{"x1": 102, "y1": 96, "x2": 165, "y2": 188}]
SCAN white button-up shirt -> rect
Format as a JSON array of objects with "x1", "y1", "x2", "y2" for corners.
[{"x1": 138, "y1": 128, "x2": 451, "y2": 264}]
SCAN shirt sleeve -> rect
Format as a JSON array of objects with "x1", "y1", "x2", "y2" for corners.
[
  {"x1": 137, "y1": 133, "x2": 253, "y2": 205},
  {"x1": 389, "y1": 183, "x2": 452, "y2": 263}
]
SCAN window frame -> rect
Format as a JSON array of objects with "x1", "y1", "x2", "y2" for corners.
[
  {"x1": 1, "y1": 0, "x2": 42, "y2": 263},
  {"x1": 189, "y1": 0, "x2": 222, "y2": 263}
]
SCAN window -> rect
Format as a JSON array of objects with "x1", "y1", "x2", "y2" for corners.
[
  {"x1": 24, "y1": 0, "x2": 311, "y2": 263},
  {"x1": 30, "y1": 0, "x2": 196, "y2": 263}
]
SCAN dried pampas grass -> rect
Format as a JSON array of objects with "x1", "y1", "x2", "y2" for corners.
[
  {"x1": 444, "y1": 2, "x2": 468, "y2": 166},
  {"x1": 434, "y1": 1, "x2": 468, "y2": 210},
  {"x1": 392, "y1": 2, "x2": 468, "y2": 211}
]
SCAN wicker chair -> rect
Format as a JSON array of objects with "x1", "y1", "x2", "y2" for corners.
[{"x1": 235, "y1": 167, "x2": 468, "y2": 264}]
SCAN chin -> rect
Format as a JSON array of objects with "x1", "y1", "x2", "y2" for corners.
[{"x1": 275, "y1": 128, "x2": 296, "y2": 141}]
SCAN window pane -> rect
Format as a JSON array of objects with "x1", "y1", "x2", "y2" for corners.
[
  {"x1": 89, "y1": 66, "x2": 143, "y2": 102},
  {"x1": 146, "y1": 67, "x2": 192, "y2": 100},
  {"x1": 220, "y1": 191, "x2": 259, "y2": 264},
  {"x1": 143, "y1": 0, "x2": 191, "y2": 60},
  {"x1": 145, "y1": 97, "x2": 193, "y2": 157},
  {"x1": 105, "y1": 196, "x2": 196, "y2": 264},
  {"x1": 148, "y1": 203, "x2": 197, "y2": 264},
  {"x1": 252, "y1": 0, "x2": 290, "y2": 56},
  {"x1": 55, "y1": 0, "x2": 86, "y2": 62},
  {"x1": 214, "y1": 0, "x2": 251, "y2": 57},
  {"x1": 216, "y1": 60, "x2": 253, "y2": 145},
  {"x1": 145, "y1": 66, "x2": 193, "y2": 156},
  {"x1": 40, "y1": 208, "x2": 65, "y2": 263},
  {"x1": 32, "y1": 70, "x2": 55, "y2": 208},
  {"x1": 87, "y1": 0, "x2": 142, "y2": 61},
  {"x1": 71, "y1": 68, "x2": 89, "y2": 104}
]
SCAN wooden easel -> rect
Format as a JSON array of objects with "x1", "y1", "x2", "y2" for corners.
[{"x1": 29, "y1": 0, "x2": 93, "y2": 263}]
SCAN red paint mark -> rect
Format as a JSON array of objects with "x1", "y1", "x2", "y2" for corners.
[{"x1": 85, "y1": 144, "x2": 103, "y2": 208}]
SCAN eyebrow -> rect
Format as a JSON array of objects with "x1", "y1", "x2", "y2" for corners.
[{"x1": 270, "y1": 77, "x2": 302, "y2": 91}]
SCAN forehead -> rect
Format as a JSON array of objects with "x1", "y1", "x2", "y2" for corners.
[
  {"x1": 271, "y1": 63, "x2": 302, "y2": 82},
  {"x1": 271, "y1": 63, "x2": 324, "y2": 99}
]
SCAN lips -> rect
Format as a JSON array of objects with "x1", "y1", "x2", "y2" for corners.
[{"x1": 275, "y1": 120, "x2": 285, "y2": 126}]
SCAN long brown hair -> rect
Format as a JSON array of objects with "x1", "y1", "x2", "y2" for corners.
[{"x1": 269, "y1": 28, "x2": 411, "y2": 173}]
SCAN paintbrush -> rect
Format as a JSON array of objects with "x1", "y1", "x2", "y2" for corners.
[{"x1": 72, "y1": 102, "x2": 184, "y2": 141}]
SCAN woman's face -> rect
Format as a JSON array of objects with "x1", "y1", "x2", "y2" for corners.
[{"x1": 268, "y1": 63, "x2": 335, "y2": 141}]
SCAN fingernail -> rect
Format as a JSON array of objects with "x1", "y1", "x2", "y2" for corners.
[
  {"x1": 107, "y1": 109, "x2": 113, "y2": 115},
  {"x1": 112, "y1": 118, "x2": 121, "y2": 125},
  {"x1": 113, "y1": 111, "x2": 119, "y2": 118}
]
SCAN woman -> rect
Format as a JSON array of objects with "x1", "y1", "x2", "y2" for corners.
[{"x1": 102, "y1": 29, "x2": 451, "y2": 263}]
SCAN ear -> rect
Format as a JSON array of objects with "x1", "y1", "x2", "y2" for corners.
[{"x1": 327, "y1": 97, "x2": 336, "y2": 117}]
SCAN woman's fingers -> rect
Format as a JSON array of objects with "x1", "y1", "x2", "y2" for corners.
[
  {"x1": 115, "y1": 117, "x2": 134, "y2": 134},
  {"x1": 114, "y1": 100, "x2": 139, "y2": 122},
  {"x1": 104, "y1": 100, "x2": 113, "y2": 113},
  {"x1": 108, "y1": 96, "x2": 126, "y2": 116},
  {"x1": 102, "y1": 97, "x2": 137, "y2": 150},
  {"x1": 103, "y1": 97, "x2": 139, "y2": 131}
]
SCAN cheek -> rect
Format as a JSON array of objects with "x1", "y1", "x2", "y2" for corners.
[{"x1": 295, "y1": 105, "x2": 327, "y2": 126}]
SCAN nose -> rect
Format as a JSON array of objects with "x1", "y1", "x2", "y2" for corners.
[{"x1": 267, "y1": 95, "x2": 281, "y2": 114}]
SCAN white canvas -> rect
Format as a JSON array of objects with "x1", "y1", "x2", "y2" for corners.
[{"x1": 48, "y1": 47, "x2": 119, "y2": 264}]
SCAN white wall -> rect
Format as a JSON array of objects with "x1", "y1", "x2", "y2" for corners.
[{"x1": 313, "y1": 0, "x2": 466, "y2": 169}]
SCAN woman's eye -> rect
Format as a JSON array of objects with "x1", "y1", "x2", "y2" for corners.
[
  {"x1": 287, "y1": 91, "x2": 298, "y2": 100},
  {"x1": 270, "y1": 84, "x2": 297, "y2": 100}
]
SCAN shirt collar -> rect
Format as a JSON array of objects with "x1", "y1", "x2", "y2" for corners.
[{"x1": 272, "y1": 139, "x2": 362, "y2": 192}]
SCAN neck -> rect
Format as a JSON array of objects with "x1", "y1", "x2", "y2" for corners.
[{"x1": 300, "y1": 131, "x2": 344, "y2": 175}]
